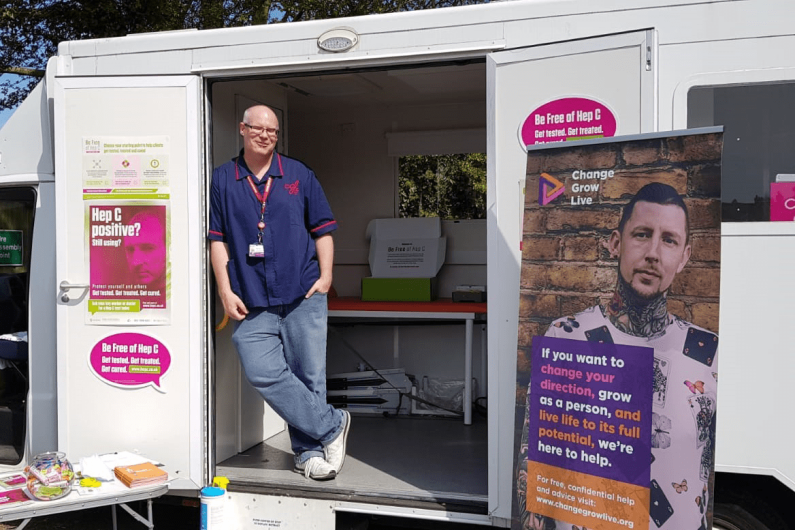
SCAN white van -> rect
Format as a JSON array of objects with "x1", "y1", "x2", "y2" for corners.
[{"x1": 0, "y1": 0, "x2": 793, "y2": 528}]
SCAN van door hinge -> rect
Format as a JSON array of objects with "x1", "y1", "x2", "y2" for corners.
[{"x1": 646, "y1": 45, "x2": 652, "y2": 71}]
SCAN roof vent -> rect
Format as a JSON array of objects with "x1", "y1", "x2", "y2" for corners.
[{"x1": 317, "y1": 28, "x2": 358, "y2": 53}]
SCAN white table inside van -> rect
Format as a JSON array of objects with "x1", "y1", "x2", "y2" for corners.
[
  {"x1": 328, "y1": 298, "x2": 487, "y2": 425},
  {"x1": 0, "y1": 480, "x2": 168, "y2": 529}
]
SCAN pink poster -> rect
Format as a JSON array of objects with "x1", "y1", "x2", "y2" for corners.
[
  {"x1": 89, "y1": 333, "x2": 171, "y2": 391},
  {"x1": 520, "y1": 97, "x2": 617, "y2": 147},
  {"x1": 770, "y1": 182, "x2": 795, "y2": 221},
  {"x1": 87, "y1": 203, "x2": 170, "y2": 325}
]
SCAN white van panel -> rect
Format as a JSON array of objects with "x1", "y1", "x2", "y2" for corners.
[{"x1": 716, "y1": 232, "x2": 795, "y2": 491}]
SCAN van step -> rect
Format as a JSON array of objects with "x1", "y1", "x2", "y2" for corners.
[{"x1": 226, "y1": 480, "x2": 489, "y2": 515}]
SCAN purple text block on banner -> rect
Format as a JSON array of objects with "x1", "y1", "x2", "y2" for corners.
[{"x1": 529, "y1": 336, "x2": 653, "y2": 488}]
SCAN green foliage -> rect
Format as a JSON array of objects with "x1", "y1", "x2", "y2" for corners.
[
  {"x1": 0, "y1": 0, "x2": 202, "y2": 108},
  {"x1": 0, "y1": 0, "x2": 488, "y2": 111},
  {"x1": 399, "y1": 153, "x2": 486, "y2": 220}
]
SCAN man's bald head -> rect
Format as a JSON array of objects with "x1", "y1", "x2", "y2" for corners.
[{"x1": 240, "y1": 105, "x2": 280, "y2": 164}]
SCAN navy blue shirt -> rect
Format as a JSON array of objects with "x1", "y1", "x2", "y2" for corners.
[{"x1": 208, "y1": 152, "x2": 337, "y2": 308}]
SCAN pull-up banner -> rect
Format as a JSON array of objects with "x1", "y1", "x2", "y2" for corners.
[{"x1": 513, "y1": 129, "x2": 722, "y2": 530}]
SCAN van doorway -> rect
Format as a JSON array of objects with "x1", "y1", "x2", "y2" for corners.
[
  {"x1": 208, "y1": 60, "x2": 489, "y2": 512},
  {"x1": 0, "y1": 186, "x2": 36, "y2": 465}
]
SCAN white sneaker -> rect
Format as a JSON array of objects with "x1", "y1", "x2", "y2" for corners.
[
  {"x1": 324, "y1": 410, "x2": 351, "y2": 473},
  {"x1": 294, "y1": 456, "x2": 336, "y2": 481}
]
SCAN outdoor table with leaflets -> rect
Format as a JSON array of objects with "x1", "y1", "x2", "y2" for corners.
[{"x1": 0, "y1": 454, "x2": 169, "y2": 529}]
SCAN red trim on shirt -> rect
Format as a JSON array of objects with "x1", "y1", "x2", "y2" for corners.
[
  {"x1": 209, "y1": 230, "x2": 224, "y2": 237},
  {"x1": 311, "y1": 221, "x2": 337, "y2": 233}
]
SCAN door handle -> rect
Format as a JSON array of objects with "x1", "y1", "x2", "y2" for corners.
[{"x1": 59, "y1": 281, "x2": 89, "y2": 303}]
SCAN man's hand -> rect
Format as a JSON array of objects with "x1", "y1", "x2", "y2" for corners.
[
  {"x1": 305, "y1": 275, "x2": 332, "y2": 298},
  {"x1": 220, "y1": 289, "x2": 249, "y2": 320},
  {"x1": 307, "y1": 233, "x2": 334, "y2": 298},
  {"x1": 210, "y1": 240, "x2": 249, "y2": 320}
]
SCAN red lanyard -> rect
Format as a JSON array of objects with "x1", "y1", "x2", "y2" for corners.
[
  {"x1": 236, "y1": 155, "x2": 283, "y2": 239},
  {"x1": 246, "y1": 176, "x2": 273, "y2": 220}
]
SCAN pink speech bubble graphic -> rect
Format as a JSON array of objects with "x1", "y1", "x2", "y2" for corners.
[
  {"x1": 89, "y1": 333, "x2": 171, "y2": 392},
  {"x1": 520, "y1": 97, "x2": 617, "y2": 148}
]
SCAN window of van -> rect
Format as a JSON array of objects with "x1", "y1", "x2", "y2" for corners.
[
  {"x1": 398, "y1": 153, "x2": 486, "y2": 219},
  {"x1": 688, "y1": 83, "x2": 795, "y2": 222}
]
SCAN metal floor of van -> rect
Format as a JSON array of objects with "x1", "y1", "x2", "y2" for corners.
[{"x1": 217, "y1": 415, "x2": 488, "y2": 513}]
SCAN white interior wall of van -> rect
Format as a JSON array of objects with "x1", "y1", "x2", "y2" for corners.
[
  {"x1": 287, "y1": 72, "x2": 488, "y2": 380},
  {"x1": 209, "y1": 68, "x2": 489, "y2": 461},
  {"x1": 286, "y1": 86, "x2": 487, "y2": 291}
]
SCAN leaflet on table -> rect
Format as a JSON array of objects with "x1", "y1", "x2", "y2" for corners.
[
  {"x1": 0, "y1": 473, "x2": 26, "y2": 489},
  {"x1": 85, "y1": 201, "x2": 171, "y2": 325},
  {"x1": 82, "y1": 136, "x2": 170, "y2": 198},
  {"x1": 0, "y1": 488, "x2": 31, "y2": 507},
  {"x1": 74, "y1": 452, "x2": 167, "y2": 494}
]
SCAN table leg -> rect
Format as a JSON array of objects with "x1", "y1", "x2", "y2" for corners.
[
  {"x1": 465, "y1": 318, "x2": 473, "y2": 425},
  {"x1": 119, "y1": 501, "x2": 155, "y2": 528}
]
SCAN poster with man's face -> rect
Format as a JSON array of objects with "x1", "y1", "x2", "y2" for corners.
[
  {"x1": 86, "y1": 203, "x2": 170, "y2": 325},
  {"x1": 513, "y1": 131, "x2": 722, "y2": 530}
]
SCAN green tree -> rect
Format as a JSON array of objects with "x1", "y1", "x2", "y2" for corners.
[
  {"x1": 399, "y1": 153, "x2": 486, "y2": 219},
  {"x1": 271, "y1": 0, "x2": 478, "y2": 21},
  {"x1": 0, "y1": 0, "x2": 487, "y2": 111}
]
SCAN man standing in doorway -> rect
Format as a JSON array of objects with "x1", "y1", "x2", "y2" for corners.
[{"x1": 208, "y1": 105, "x2": 350, "y2": 481}]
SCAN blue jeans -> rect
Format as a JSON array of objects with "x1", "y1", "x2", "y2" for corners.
[{"x1": 232, "y1": 293, "x2": 344, "y2": 465}]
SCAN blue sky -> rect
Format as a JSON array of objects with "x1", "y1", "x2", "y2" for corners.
[
  {"x1": 0, "y1": 73, "x2": 21, "y2": 129},
  {"x1": 0, "y1": 107, "x2": 14, "y2": 129}
]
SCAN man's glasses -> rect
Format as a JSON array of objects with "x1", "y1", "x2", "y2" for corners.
[{"x1": 243, "y1": 123, "x2": 279, "y2": 137}]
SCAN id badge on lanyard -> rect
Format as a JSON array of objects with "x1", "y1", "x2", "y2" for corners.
[{"x1": 249, "y1": 243, "x2": 265, "y2": 258}]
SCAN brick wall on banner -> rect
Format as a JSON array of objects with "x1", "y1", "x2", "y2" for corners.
[{"x1": 516, "y1": 134, "x2": 722, "y2": 397}]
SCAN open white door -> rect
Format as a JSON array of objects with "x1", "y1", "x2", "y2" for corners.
[
  {"x1": 485, "y1": 31, "x2": 656, "y2": 519},
  {"x1": 53, "y1": 76, "x2": 206, "y2": 490}
]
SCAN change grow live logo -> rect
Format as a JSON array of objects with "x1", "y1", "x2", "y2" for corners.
[{"x1": 539, "y1": 173, "x2": 565, "y2": 206}]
